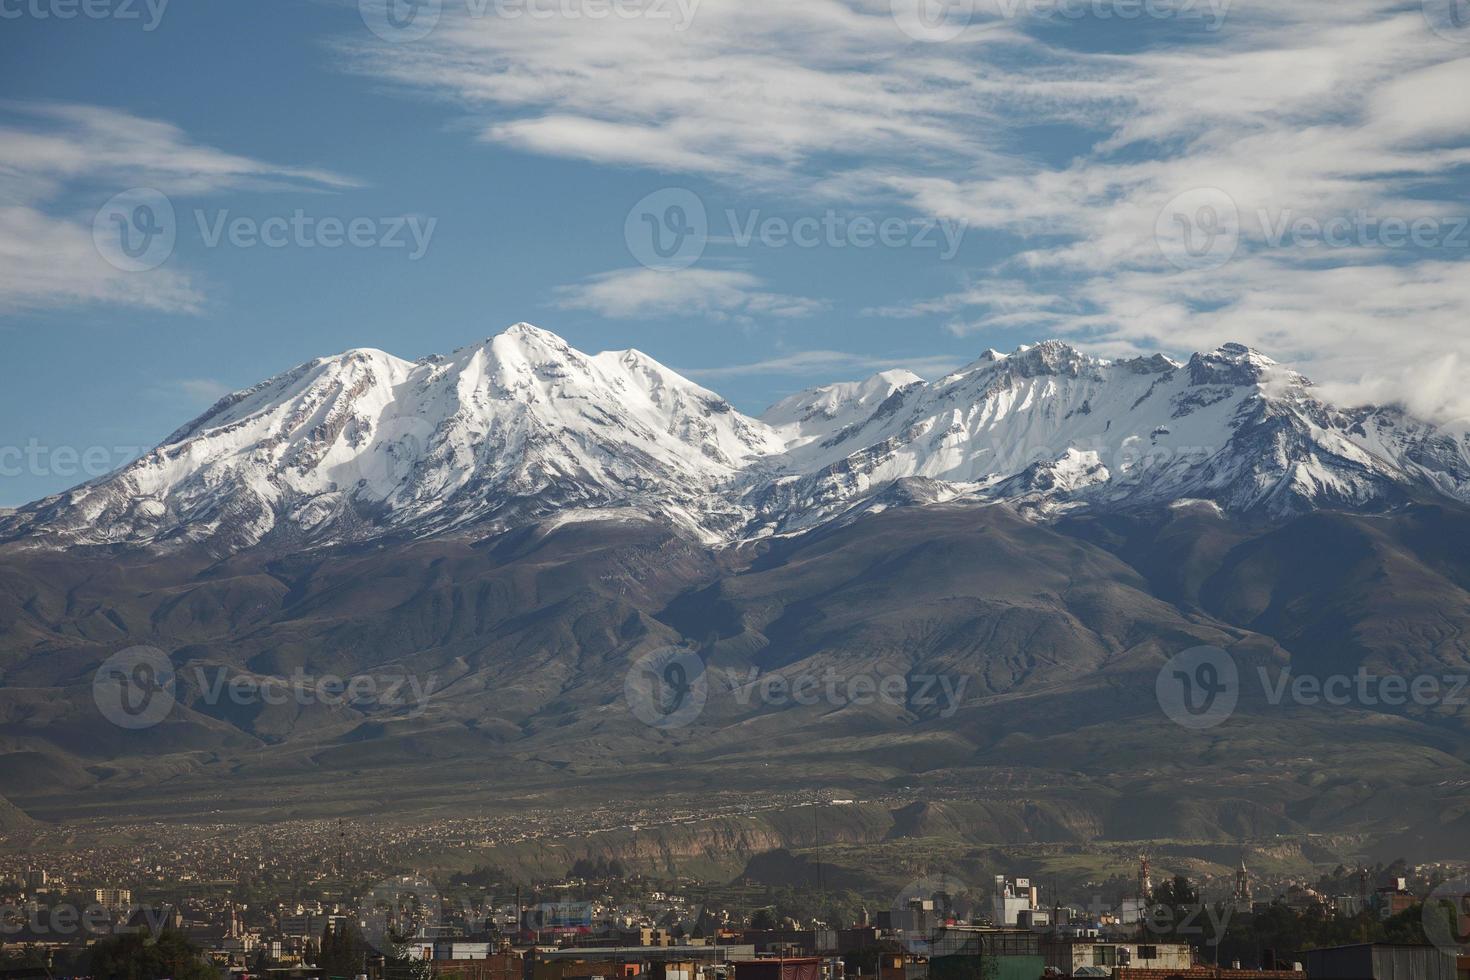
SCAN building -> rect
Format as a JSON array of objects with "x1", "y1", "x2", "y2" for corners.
[
  {"x1": 528, "y1": 948, "x2": 765, "y2": 980},
  {"x1": 431, "y1": 954, "x2": 523, "y2": 980},
  {"x1": 1233, "y1": 861, "x2": 1251, "y2": 913},
  {"x1": 928, "y1": 927, "x2": 1044, "y2": 980},
  {"x1": 95, "y1": 888, "x2": 133, "y2": 910},
  {"x1": 1112, "y1": 968, "x2": 1304, "y2": 980},
  {"x1": 733, "y1": 959, "x2": 825, "y2": 980},
  {"x1": 1043, "y1": 940, "x2": 1194, "y2": 975},
  {"x1": 994, "y1": 878, "x2": 1041, "y2": 928},
  {"x1": 1372, "y1": 882, "x2": 1417, "y2": 920},
  {"x1": 1297, "y1": 944, "x2": 1456, "y2": 980},
  {"x1": 740, "y1": 931, "x2": 836, "y2": 956}
]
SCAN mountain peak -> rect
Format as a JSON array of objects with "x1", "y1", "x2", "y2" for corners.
[
  {"x1": 5, "y1": 330, "x2": 1470, "y2": 556},
  {"x1": 1188, "y1": 341, "x2": 1289, "y2": 386}
]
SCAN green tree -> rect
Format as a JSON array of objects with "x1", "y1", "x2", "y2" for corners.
[
  {"x1": 382, "y1": 931, "x2": 434, "y2": 980},
  {"x1": 319, "y1": 921, "x2": 369, "y2": 980},
  {"x1": 89, "y1": 928, "x2": 218, "y2": 980}
]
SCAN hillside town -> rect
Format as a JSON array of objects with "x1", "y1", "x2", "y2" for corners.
[{"x1": 3, "y1": 850, "x2": 1467, "y2": 980}]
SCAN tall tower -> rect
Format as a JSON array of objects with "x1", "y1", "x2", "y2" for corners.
[
  {"x1": 1138, "y1": 855, "x2": 1153, "y2": 903},
  {"x1": 1234, "y1": 858, "x2": 1250, "y2": 907}
]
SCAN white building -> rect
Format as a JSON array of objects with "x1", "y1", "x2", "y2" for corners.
[{"x1": 993, "y1": 876, "x2": 1040, "y2": 927}]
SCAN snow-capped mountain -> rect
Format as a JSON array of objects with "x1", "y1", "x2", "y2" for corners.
[
  {"x1": 746, "y1": 340, "x2": 1470, "y2": 534},
  {"x1": 4, "y1": 326, "x2": 1469, "y2": 554},
  {"x1": 0, "y1": 324, "x2": 782, "y2": 552}
]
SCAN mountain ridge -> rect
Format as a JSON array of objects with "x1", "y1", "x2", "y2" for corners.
[{"x1": 4, "y1": 324, "x2": 1470, "y2": 555}]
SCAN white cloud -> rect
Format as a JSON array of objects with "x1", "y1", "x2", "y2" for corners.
[
  {"x1": 552, "y1": 268, "x2": 827, "y2": 321},
  {"x1": 0, "y1": 103, "x2": 358, "y2": 316},
  {"x1": 175, "y1": 379, "x2": 235, "y2": 405},
  {"x1": 682, "y1": 349, "x2": 963, "y2": 381},
  {"x1": 345, "y1": 0, "x2": 1470, "y2": 418}
]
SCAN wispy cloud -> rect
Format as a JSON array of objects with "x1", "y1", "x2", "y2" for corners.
[
  {"x1": 552, "y1": 268, "x2": 827, "y2": 321},
  {"x1": 175, "y1": 378, "x2": 235, "y2": 405},
  {"x1": 0, "y1": 102, "x2": 358, "y2": 316},
  {"x1": 343, "y1": 0, "x2": 1470, "y2": 416},
  {"x1": 681, "y1": 349, "x2": 962, "y2": 381}
]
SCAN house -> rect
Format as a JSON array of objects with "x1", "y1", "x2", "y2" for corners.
[
  {"x1": 1297, "y1": 944, "x2": 1456, "y2": 980},
  {"x1": 1043, "y1": 940, "x2": 1194, "y2": 976}
]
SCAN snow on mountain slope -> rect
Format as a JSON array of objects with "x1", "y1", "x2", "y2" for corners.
[
  {"x1": 742, "y1": 340, "x2": 1470, "y2": 534},
  {"x1": 0, "y1": 324, "x2": 783, "y2": 552},
  {"x1": 762, "y1": 369, "x2": 924, "y2": 453},
  {"x1": 3, "y1": 327, "x2": 1469, "y2": 555}
]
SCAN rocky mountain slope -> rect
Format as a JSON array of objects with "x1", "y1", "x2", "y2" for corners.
[
  {"x1": 3, "y1": 326, "x2": 1470, "y2": 859},
  {"x1": 3, "y1": 326, "x2": 1469, "y2": 555}
]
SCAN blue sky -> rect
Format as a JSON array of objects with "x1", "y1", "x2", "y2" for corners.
[{"x1": 2, "y1": 0, "x2": 1468, "y2": 506}]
